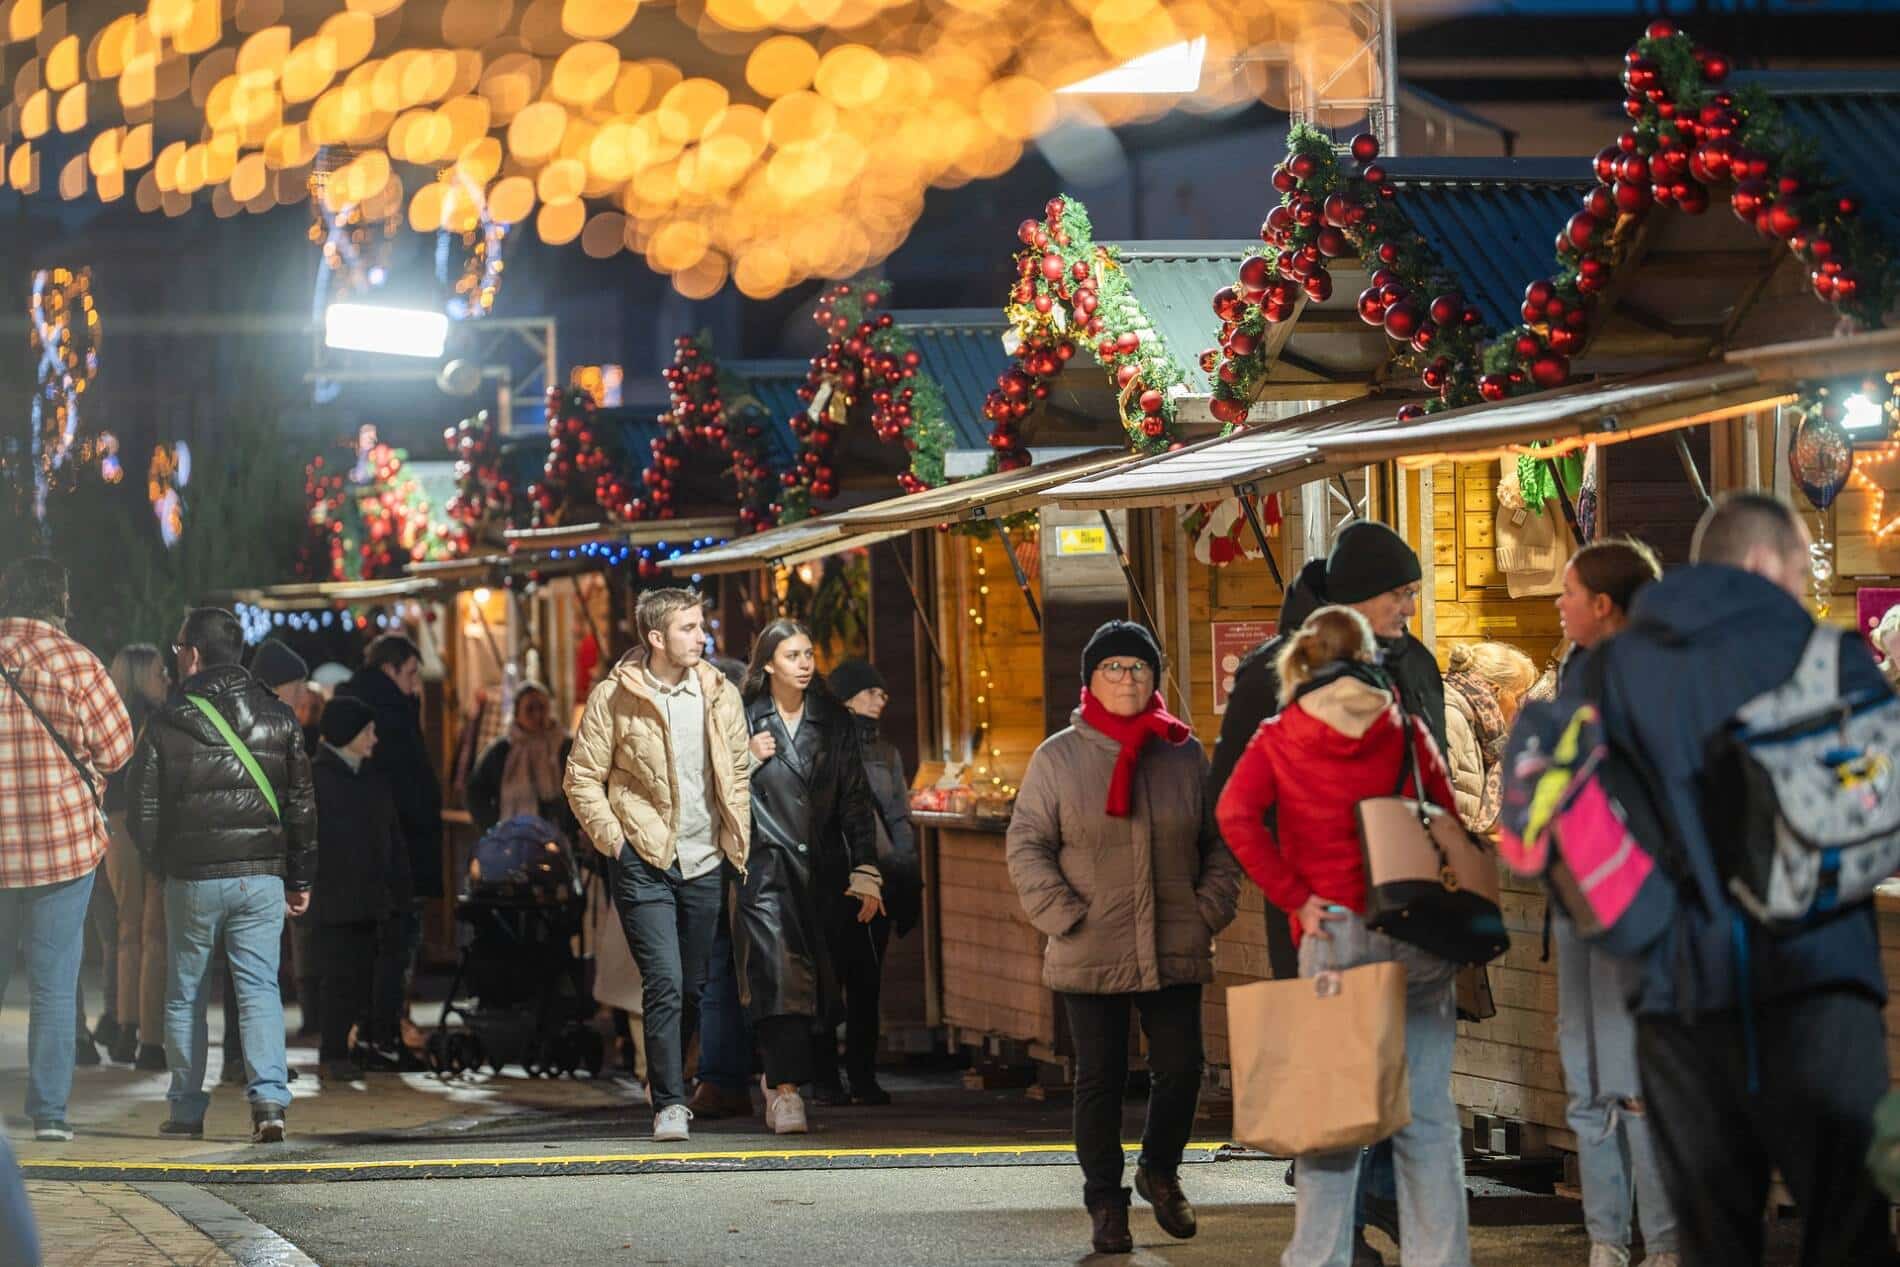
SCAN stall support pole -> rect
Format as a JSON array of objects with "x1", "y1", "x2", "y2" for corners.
[
  {"x1": 1097, "y1": 511, "x2": 1183, "y2": 704},
  {"x1": 1543, "y1": 459, "x2": 1585, "y2": 542},
  {"x1": 469, "y1": 594, "x2": 508, "y2": 675},
  {"x1": 888, "y1": 542, "x2": 948, "y2": 672},
  {"x1": 1235, "y1": 484, "x2": 1286, "y2": 590},
  {"x1": 1673, "y1": 431, "x2": 1714, "y2": 510},
  {"x1": 992, "y1": 523, "x2": 1043, "y2": 631},
  {"x1": 567, "y1": 574, "x2": 604, "y2": 655}
]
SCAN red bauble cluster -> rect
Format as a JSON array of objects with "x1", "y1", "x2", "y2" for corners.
[
  {"x1": 989, "y1": 198, "x2": 1097, "y2": 464},
  {"x1": 528, "y1": 386, "x2": 612, "y2": 526},
  {"x1": 442, "y1": 410, "x2": 517, "y2": 529}
]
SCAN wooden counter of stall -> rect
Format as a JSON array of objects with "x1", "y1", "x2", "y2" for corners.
[{"x1": 1305, "y1": 328, "x2": 1900, "y2": 1148}]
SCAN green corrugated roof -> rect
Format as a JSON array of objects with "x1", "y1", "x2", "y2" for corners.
[{"x1": 1111, "y1": 242, "x2": 1254, "y2": 396}]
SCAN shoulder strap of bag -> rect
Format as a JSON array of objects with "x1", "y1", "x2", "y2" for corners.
[
  {"x1": 1386, "y1": 675, "x2": 1424, "y2": 801},
  {"x1": 0, "y1": 657, "x2": 104, "y2": 815},
  {"x1": 185, "y1": 694, "x2": 280, "y2": 821}
]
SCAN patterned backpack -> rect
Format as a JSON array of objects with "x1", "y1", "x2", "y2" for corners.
[{"x1": 1701, "y1": 626, "x2": 1900, "y2": 930}]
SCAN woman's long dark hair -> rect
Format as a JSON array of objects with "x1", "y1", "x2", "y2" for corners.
[
  {"x1": 1570, "y1": 538, "x2": 1662, "y2": 619},
  {"x1": 743, "y1": 618, "x2": 818, "y2": 703}
]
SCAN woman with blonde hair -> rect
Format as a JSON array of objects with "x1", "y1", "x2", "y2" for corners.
[
  {"x1": 100, "y1": 644, "x2": 170, "y2": 1068},
  {"x1": 1216, "y1": 606, "x2": 1470, "y2": 1267},
  {"x1": 1442, "y1": 641, "x2": 1537, "y2": 837}
]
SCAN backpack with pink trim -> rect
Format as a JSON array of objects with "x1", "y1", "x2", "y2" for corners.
[{"x1": 1497, "y1": 647, "x2": 1693, "y2": 957}]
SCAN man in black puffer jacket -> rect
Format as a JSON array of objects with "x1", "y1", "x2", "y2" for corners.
[{"x1": 128, "y1": 608, "x2": 315, "y2": 1143}]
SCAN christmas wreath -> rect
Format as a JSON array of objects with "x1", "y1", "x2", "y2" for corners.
[
  {"x1": 998, "y1": 196, "x2": 1190, "y2": 458},
  {"x1": 780, "y1": 280, "x2": 952, "y2": 523},
  {"x1": 1211, "y1": 21, "x2": 1898, "y2": 434}
]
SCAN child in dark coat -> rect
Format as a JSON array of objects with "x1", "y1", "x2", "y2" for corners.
[{"x1": 309, "y1": 697, "x2": 409, "y2": 1081}]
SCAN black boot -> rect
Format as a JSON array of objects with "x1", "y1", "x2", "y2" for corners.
[
  {"x1": 135, "y1": 1042, "x2": 168, "y2": 1071},
  {"x1": 1087, "y1": 1188, "x2": 1133, "y2": 1255},
  {"x1": 1134, "y1": 1166, "x2": 1197, "y2": 1240},
  {"x1": 251, "y1": 1105, "x2": 286, "y2": 1144},
  {"x1": 108, "y1": 1027, "x2": 139, "y2": 1065}
]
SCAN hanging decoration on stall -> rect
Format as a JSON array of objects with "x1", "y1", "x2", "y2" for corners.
[
  {"x1": 1829, "y1": 379, "x2": 1900, "y2": 542},
  {"x1": 999, "y1": 196, "x2": 1189, "y2": 459},
  {"x1": 1788, "y1": 400, "x2": 1856, "y2": 618},
  {"x1": 781, "y1": 280, "x2": 953, "y2": 523},
  {"x1": 302, "y1": 425, "x2": 458, "y2": 581},
  {"x1": 1209, "y1": 21, "x2": 1897, "y2": 438},
  {"x1": 437, "y1": 178, "x2": 510, "y2": 322},
  {"x1": 528, "y1": 386, "x2": 619, "y2": 528},
  {"x1": 1182, "y1": 496, "x2": 1276, "y2": 567},
  {"x1": 641, "y1": 333, "x2": 785, "y2": 534},
  {"x1": 968, "y1": 538, "x2": 1019, "y2": 807},
  {"x1": 443, "y1": 407, "x2": 526, "y2": 540},
  {"x1": 27, "y1": 267, "x2": 101, "y2": 524},
  {"x1": 147, "y1": 441, "x2": 190, "y2": 549}
]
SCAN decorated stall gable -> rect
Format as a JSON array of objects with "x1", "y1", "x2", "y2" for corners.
[
  {"x1": 302, "y1": 424, "x2": 459, "y2": 582},
  {"x1": 996, "y1": 196, "x2": 1193, "y2": 459},
  {"x1": 780, "y1": 280, "x2": 954, "y2": 523},
  {"x1": 1212, "y1": 22, "x2": 1899, "y2": 436},
  {"x1": 443, "y1": 407, "x2": 527, "y2": 541}
]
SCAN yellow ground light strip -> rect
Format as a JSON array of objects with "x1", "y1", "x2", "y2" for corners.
[{"x1": 24, "y1": 1141, "x2": 1242, "y2": 1177}]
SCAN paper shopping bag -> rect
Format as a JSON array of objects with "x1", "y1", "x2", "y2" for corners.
[{"x1": 1228, "y1": 960, "x2": 1410, "y2": 1156}]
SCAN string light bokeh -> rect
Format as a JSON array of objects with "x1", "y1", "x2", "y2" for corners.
[{"x1": 0, "y1": 0, "x2": 1377, "y2": 298}]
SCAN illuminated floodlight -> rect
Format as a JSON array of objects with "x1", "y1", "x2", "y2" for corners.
[
  {"x1": 1842, "y1": 393, "x2": 1886, "y2": 433},
  {"x1": 324, "y1": 303, "x2": 449, "y2": 359},
  {"x1": 1058, "y1": 38, "x2": 1207, "y2": 95}
]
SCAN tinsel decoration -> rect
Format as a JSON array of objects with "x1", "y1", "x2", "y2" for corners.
[
  {"x1": 781, "y1": 280, "x2": 952, "y2": 522},
  {"x1": 27, "y1": 267, "x2": 100, "y2": 522},
  {"x1": 1002, "y1": 195, "x2": 1188, "y2": 456},
  {"x1": 302, "y1": 425, "x2": 458, "y2": 581}
]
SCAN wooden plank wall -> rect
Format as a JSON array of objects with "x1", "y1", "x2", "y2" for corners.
[
  {"x1": 1429, "y1": 460, "x2": 1565, "y2": 671},
  {"x1": 937, "y1": 826, "x2": 1057, "y2": 1047}
]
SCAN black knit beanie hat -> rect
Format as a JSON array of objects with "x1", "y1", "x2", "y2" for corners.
[
  {"x1": 828, "y1": 659, "x2": 888, "y2": 703},
  {"x1": 319, "y1": 696, "x2": 376, "y2": 748},
  {"x1": 250, "y1": 638, "x2": 309, "y2": 690},
  {"x1": 1081, "y1": 620, "x2": 1161, "y2": 684},
  {"x1": 1325, "y1": 522, "x2": 1422, "y2": 605}
]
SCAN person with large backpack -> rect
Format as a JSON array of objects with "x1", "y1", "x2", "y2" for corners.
[
  {"x1": 1545, "y1": 540, "x2": 1677, "y2": 1267},
  {"x1": 1526, "y1": 494, "x2": 1898, "y2": 1266}
]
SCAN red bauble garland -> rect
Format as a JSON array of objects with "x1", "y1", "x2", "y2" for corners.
[
  {"x1": 443, "y1": 408, "x2": 523, "y2": 535},
  {"x1": 528, "y1": 386, "x2": 614, "y2": 527}
]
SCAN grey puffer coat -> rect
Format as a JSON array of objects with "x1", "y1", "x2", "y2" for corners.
[{"x1": 1006, "y1": 710, "x2": 1242, "y2": 995}]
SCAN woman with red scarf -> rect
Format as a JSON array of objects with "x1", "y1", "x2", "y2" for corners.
[{"x1": 1007, "y1": 620, "x2": 1241, "y2": 1256}]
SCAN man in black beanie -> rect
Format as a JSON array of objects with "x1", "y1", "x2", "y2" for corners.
[
  {"x1": 1210, "y1": 520, "x2": 1441, "y2": 977},
  {"x1": 246, "y1": 638, "x2": 319, "y2": 1044}
]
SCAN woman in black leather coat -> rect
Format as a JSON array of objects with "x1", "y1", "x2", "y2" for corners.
[{"x1": 736, "y1": 619, "x2": 882, "y2": 1135}]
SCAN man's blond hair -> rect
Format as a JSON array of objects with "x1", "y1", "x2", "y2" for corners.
[{"x1": 636, "y1": 587, "x2": 705, "y2": 648}]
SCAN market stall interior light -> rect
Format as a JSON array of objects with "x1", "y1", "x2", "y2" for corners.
[
  {"x1": 1844, "y1": 393, "x2": 1886, "y2": 433},
  {"x1": 1057, "y1": 38, "x2": 1207, "y2": 95},
  {"x1": 324, "y1": 303, "x2": 449, "y2": 359}
]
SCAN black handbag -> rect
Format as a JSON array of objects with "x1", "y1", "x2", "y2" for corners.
[{"x1": 1355, "y1": 690, "x2": 1510, "y2": 966}]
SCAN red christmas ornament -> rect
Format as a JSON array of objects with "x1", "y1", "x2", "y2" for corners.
[
  {"x1": 1593, "y1": 147, "x2": 1621, "y2": 183},
  {"x1": 1303, "y1": 270, "x2": 1334, "y2": 302},
  {"x1": 1350, "y1": 133, "x2": 1380, "y2": 164},
  {"x1": 1478, "y1": 374, "x2": 1510, "y2": 402},
  {"x1": 1381, "y1": 300, "x2": 1422, "y2": 341},
  {"x1": 1271, "y1": 165, "x2": 1298, "y2": 194},
  {"x1": 1530, "y1": 352, "x2": 1570, "y2": 389},
  {"x1": 1428, "y1": 293, "x2": 1464, "y2": 326},
  {"x1": 1614, "y1": 180, "x2": 1653, "y2": 215},
  {"x1": 1356, "y1": 287, "x2": 1388, "y2": 326},
  {"x1": 1395, "y1": 404, "x2": 1426, "y2": 423}
]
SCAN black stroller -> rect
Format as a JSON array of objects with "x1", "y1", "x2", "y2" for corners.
[{"x1": 426, "y1": 814, "x2": 606, "y2": 1078}]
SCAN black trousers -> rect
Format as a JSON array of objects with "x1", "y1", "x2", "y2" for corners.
[
  {"x1": 817, "y1": 894, "x2": 890, "y2": 1090},
  {"x1": 1637, "y1": 988, "x2": 1900, "y2": 1267},
  {"x1": 611, "y1": 850, "x2": 723, "y2": 1110},
  {"x1": 1061, "y1": 984, "x2": 1204, "y2": 1207},
  {"x1": 318, "y1": 922, "x2": 378, "y2": 1063},
  {"x1": 758, "y1": 1014, "x2": 815, "y2": 1088}
]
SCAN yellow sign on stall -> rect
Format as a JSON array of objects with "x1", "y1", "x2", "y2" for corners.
[{"x1": 1055, "y1": 525, "x2": 1108, "y2": 556}]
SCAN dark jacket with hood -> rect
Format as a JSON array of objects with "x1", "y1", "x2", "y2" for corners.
[
  {"x1": 1592, "y1": 564, "x2": 1890, "y2": 1016},
  {"x1": 309, "y1": 744, "x2": 411, "y2": 925},
  {"x1": 1210, "y1": 558, "x2": 1447, "y2": 803},
  {"x1": 335, "y1": 664, "x2": 443, "y2": 898},
  {"x1": 126, "y1": 664, "x2": 317, "y2": 889},
  {"x1": 1596, "y1": 569, "x2": 1892, "y2": 1018},
  {"x1": 854, "y1": 715, "x2": 923, "y2": 936},
  {"x1": 735, "y1": 689, "x2": 880, "y2": 1021}
]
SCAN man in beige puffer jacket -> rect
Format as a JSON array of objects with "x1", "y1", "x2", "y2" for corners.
[{"x1": 564, "y1": 588, "x2": 751, "y2": 1143}]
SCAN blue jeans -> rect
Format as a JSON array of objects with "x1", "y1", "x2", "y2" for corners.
[
  {"x1": 0, "y1": 1135, "x2": 38, "y2": 1267},
  {"x1": 0, "y1": 870, "x2": 97, "y2": 1124},
  {"x1": 164, "y1": 876, "x2": 288, "y2": 1122},
  {"x1": 1283, "y1": 911, "x2": 1472, "y2": 1267},
  {"x1": 1554, "y1": 911, "x2": 1677, "y2": 1254},
  {"x1": 696, "y1": 872, "x2": 752, "y2": 1092}
]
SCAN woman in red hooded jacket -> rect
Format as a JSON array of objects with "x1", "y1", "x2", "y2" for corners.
[{"x1": 1215, "y1": 606, "x2": 1472, "y2": 1267}]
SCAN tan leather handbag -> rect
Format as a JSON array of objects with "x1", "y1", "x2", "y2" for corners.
[{"x1": 1354, "y1": 697, "x2": 1509, "y2": 965}]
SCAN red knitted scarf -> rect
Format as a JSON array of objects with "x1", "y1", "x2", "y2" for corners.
[{"x1": 1078, "y1": 687, "x2": 1190, "y2": 818}]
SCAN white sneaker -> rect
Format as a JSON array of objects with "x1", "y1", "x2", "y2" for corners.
[
  {"x1": 765, "y1": 1087, "x2": 808, "y2": 1135},
  {"x1": 653, "y1": 1104, "x2": 692, "y2": 1143},
  {"x1": 1588, "y1": 1245, "x2": 1631, "y2": 1267}
]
